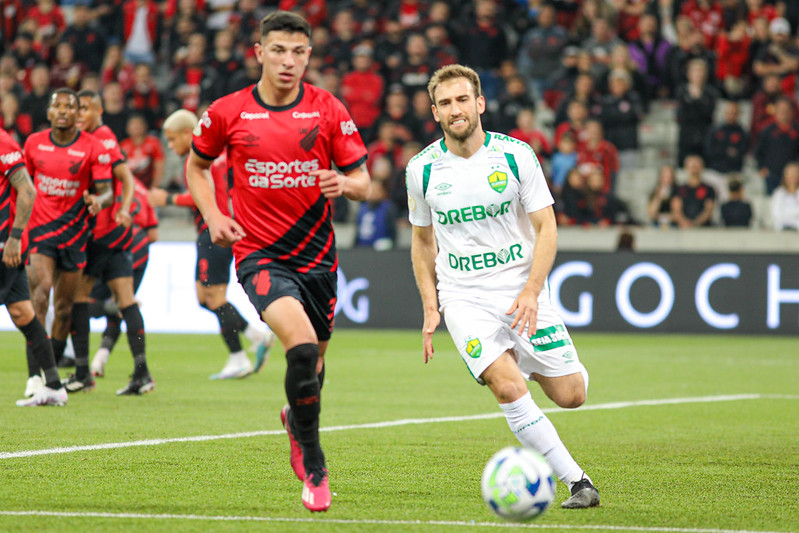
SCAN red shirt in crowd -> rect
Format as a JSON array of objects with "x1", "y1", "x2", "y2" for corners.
[{"x1": 120, "y1": 134, "x2": 164, "y2": 189}]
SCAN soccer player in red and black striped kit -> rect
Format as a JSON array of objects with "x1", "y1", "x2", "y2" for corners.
[
  {"x1": 0, "y1": 129, "x2": 68, "y2": 407},
  {"x1": 187, "y1": 11, "x2": 371, "y2": 512},
  {"x1": 71, "y1": 89, "x2": 155, "y2": 395},
  {"x1": 23, "y1": 88, "x2": 114, "y2": 394}
]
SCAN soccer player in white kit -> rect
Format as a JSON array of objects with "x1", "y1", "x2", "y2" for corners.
[{"x1": 407, "y1": 64, "x2": 600, "y2": 509}]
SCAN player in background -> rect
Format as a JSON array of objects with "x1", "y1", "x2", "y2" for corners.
[
  {"x1": 23, "y1": 88, "x2": 114, "y2": 394},
  {"x1": 407, "y1": 65, "x2": 600, "y2": 509},
  {"x1": 186, "y1": 11, "x2": 370, "y2": 512},
  {"x1": 0, "y1": 129, "x2": 68, "y2": 407},
  {"x1": 71, "y1": 90, "x2": 155, "y2": 395},
  {"x1": 90, "y1": 177, "x2": 159, "y2": 378},
  {"x1": 149, "y1": 109, "x2": 275, "y2": 380}
]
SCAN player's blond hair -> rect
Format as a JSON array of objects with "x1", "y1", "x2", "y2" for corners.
[
  {"x1": 163, "y1": 109, "x2": 199, "y2": 132},
  {"x1": 427, "y1": 64, "x2": 482, "y2": 106}
]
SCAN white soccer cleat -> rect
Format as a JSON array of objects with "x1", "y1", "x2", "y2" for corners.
[
  {"x1": 24, "y1": 375, "x2": 44, "y2": 398},
  {"x1": 16, "y1": 386, "x2": 68, "y2": 407},
  {"x1": 91, "y1": 348, "x2": 110, "y2": 377},
  {"x1": 254, "y1": 330, "x2": 276, "y2": 373},
  {"x1": 210, "y1": 357, "x2": 254, "y2": 380}
]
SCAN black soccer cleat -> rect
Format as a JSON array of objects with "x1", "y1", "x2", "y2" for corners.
[
  {"x1": 62, "y1": 373, "x2": 96, "y2": 393},
  {"x1": 561, "y1": 478, "x2": 600, "y2": 509},
  {"x1": 116, "y1": 374, "x2": 156, "y2": 396}
]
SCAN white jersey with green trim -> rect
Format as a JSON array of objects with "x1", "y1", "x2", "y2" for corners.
[{"x1": 406, "y1": 131, "x2": 554, "y2": 301}]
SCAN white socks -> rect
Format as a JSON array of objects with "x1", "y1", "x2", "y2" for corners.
[{"x1": 500, "y1": 391, "x2": 586, "y2": 486}]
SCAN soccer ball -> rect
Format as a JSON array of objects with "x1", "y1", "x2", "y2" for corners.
[{"x1": 481, "y1": 446, "x2": 556, "y2": 521}]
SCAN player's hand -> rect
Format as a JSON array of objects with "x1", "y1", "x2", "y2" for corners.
[
  {"x1": 148, "y1": 188, "x2": 169, "y2": 207},
  {"x1": 312, "y1": 169, "x2": 345, "y2": 199},
  {"x1": 507, "y1": 288, "x2": 539, "y2": 338},
  {"x1": 115, "y1": 208, "x2": 132, "y2": 228},
  {"x1": 2, "y1": 238, "x2": 21, "y2": 267},
  {"x1": 208, "y1": 214, "x2": 246, "y2": 247},
  {"x1": 83, "y1": 190, "x2": 102, "y2": 215},
  {"x1": 422, "y1": 310, "x2": 440, "y2": 364}
]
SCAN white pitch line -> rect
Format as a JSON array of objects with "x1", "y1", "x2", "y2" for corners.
[
  {"x1": 0, "y1": 510, "x2": 790, "y2": 533},
  {"x1": 2, "y1": 394, "x2": 796, "y2": 460}
]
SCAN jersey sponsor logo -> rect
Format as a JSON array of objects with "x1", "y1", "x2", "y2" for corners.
[
  {"x1": 447, "y1": 243, "x2": 523, "y2": 272},
  {"x1": 436, "y1": 201, "x2": 512, "y2": 225},
  {"x1": 37, "y1": 144, "x2": 55, "y2": 152},
  {"x1": 37, "y1": 173, "x2": 81, "y2": 197},
  {"x1": 488, "y1": 171, "x2": 507, "y2": 193},
  {"x1": 0, "y1": 150, "x2": 22, "y2": 166},
  {"x1": 68, "y1": 149, "x2": 86, "y2": 158},
  {"x1": 407, "y1": 194, "x2": 417, "y2": 212},
  {"x1": 98, "y1": 153, "x2": 111, "y2": 164},
  {"x1": 465, "y1": 337, "x2": 482, "y2": 358},
  {"x1": 240, "y1": 111, "x2": 270, "y2": 120},
  {"x1": 340, "y1": 120, "x2": 358, "y2": 136},
  {"x1": 245, "y1": 158, "x2": 320, "y2": 189},
  {"x1": 193, "y1": 111, "x2": 211, "y2": 135},
  {"x1": 293, "y1": 111, "x2": 320, "y2": 119},
  {"x1": 529, "y1": 324, "x2": 573, "y2": 352},
  {"x1": 101, "y1": 139, "x2": 118, "y2": 150}
]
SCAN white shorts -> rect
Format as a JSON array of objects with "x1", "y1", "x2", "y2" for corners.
[{"x1": 442, "y1": 292, "x2": 584, "y2": 384}]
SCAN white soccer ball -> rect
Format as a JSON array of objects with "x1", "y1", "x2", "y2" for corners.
[{"x1": 481, "y1": 446, "x2": 556, "y2": 521}]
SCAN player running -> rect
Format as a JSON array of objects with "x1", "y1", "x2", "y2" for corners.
[
  {"x1": 149, "y1": 109, "x2": 275, "y2": 380},
  {"x1": 0, "y1": 129, "x2": 68, "y2": 407},
  {"x1": 186, "y1": 11, "x2": 370, "y2": 512},
  {"x1": 71, "y1": 89, "x2": 155, "y2": 395},
  {"x1": 23, "y1": 88, "x2": 113, "y2": 394},
  {"x1": 407, "y1": 65, "x2": 600, "y2": 509}
]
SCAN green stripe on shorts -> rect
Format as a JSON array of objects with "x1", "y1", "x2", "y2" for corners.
[{"x1": 529, "y1": 324, "x2": 572, "y2": 352}]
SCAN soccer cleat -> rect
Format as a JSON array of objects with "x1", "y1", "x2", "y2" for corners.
[
  {"x1": 116, "y1": 374, "x2": 156, "y2": 396},
  {"x1": 280, "y1": 405, "x2": 306, "y2": 480},
  {"x1": 90, "y1": 348, "x2": 110, "y2": 378},
  {"x1": 254, "y1": 330, "x2": 276, "y2": 373},
  {"x1": 62, "y1": 374, "x2": 96, "y2": 393},
  {"x1": 16, "y1": 386, "x2": 68, "y2": 407},
  {"x1": 209, "y1": 357, "x2": 253, "y2": 380},
  {"x1": 24, "y1": 375, "x2": 44, "y2": 398},
  {"x1": 57, "y1": 356, "x2": 75, "y2": 368},
  {"x1": 302, "y1": 468, "x2": 331, "y2": 512},
  {"x1": 561, "y1": 478, "x2": 600, "y2": 509}
]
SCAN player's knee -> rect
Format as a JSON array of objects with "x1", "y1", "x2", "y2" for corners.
[
  {"x1": 7, "y1": 302, "x2": 34, "y2": 326},
  {"x1": 553, "y1": 388, "x2": 585, "y2": 409},
  {"x1": 486, "y1": 377, "x2": 528, "y2": 405},
  {"x1": 286, "y1": 343, "x2": 319, "y2": 378}
]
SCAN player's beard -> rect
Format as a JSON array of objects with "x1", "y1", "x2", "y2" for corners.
[{"x1": 442, "y1": 112, "x2": 478, "y2": 142}]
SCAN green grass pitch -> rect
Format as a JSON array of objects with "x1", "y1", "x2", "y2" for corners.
[{"x1": 0, "y1": 330, "x2": 797, "y2": 532}]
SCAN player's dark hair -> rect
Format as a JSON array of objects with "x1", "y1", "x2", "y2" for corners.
[
  {"x1": 427, "y1": 64, "x2": 482, "y2": 106},
  {"x1": 260, "y1": 10, "x2": 311, "y2": 39},
  {"x1": 77, "y1": 89, "x2": 99, "y2": 99},
  {"x1": 49, "y1": 87, "x2": 77, "y2": 105}
]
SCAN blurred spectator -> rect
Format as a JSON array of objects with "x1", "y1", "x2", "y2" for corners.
[
  {"x1": 600, "y1": 69, "x2": 642, "y2": 169},
  {"x1": 517, "y1": 4, "x2": 569, "y2": 101},
  {"x1": 0, "y1": 70, "x2": 24, "y2": 101},
  {"x1": 425, "y1": 23, "x2": 459, "y2": 68},
  {"x1": 599, "y1": 44, "x2": 647, "y2": 106},
  {"x1": 61, "y1": 0, "x2": 107, "y2": 73},
  {"x1": 555, "y1": 100, "x2": 589, "y2": 148},
  {"x1": 457, "y1": 0, "x2": 508, "y2": 101},
  {"x1": 770, "y1": 161, "x2": 799, "y2": 230},
  {"x1": 205, "y1": 0, "x2": 236, "y2": 32},
  {"x1": 750, "y1": 73, "x2": 799, "y2": 144},
  {"x1": 101, "y1": 43, "x2": 136, "y2": 92},
  {"x1": 367, "y1": 121, "x2": 403, "y2": 174},
  {"x1": 1, "y1": 0, "x2": 24, "y2": 50},
  {"x1": 671, "y1": 154, "x2": 716, "y2": 228},
  {"x1": 19, "y1": 63, "x2": 51, "y2": 133},
  {"x1": 278, "y1": 0, "x2": 327, "y2": 28},
  {"x1": 628, "y1": 14, "x2": 672, "y2": 102},
  {"x1": 168, "y1": 33, "x2": 219, "y2": 113},
  {"x1": 96, "y1": 0, "x2": 126, "y2": 41},
  {"x1": 346, "y1": 0, "x2": 382, "y2": 37},
  {"x1": 612, "y1": 0, "x2": 649, "y2": 42},
  {"x1": 582, "y1": 17, "x2": 624, "y2": 69},
  {"x1": 648, "y1": 165, "x2": 677, "y2": 227},
  {"x1": 755, "y1": 97, "x2": 799, "y2": 195},
  {"x1": 572, "y1": 0, "x2": 616, "y2": 43},
  {"x1": 720, "y1": 179, "x2": 753, "y2": 227},
  {"x1": 578, "y1": 120, "x2": 620, "y2": 194},
  {"x1": 554, "y1": 72, "x2": 602, "y2": 128},
  {"x1": 752, "y1": 17, "x2": 799, "y2": 97},
  {"x1": 208, "y1": 29, "x2": 242, "y2": 86},
  {"x1": 102, "y1": 81, "x2": 130, "y2": 141},
  {"x1": 376, "y1": 87, "x2": 416, "y2": 143},
  {"x1": 0, "y1": 93, "x2": 30, "y2": 143},
  {"x1": 550, "y1": 132, "x2": 578, "y2": 194},
  {"x1": 233, "y1": 0, "x2": 263, "y2": 45},
  {"x1": 126, "y1": 62, "x2": 163, "y2": 131},
  {"x1": 374, "y1": 20, "x2": 406, "y2": 82},
  {"x1": 509, "y1": 107, "x2": 551, "y2": 159},
  {"x1": 228, "y1": 48, "x2": 260, "y2": 93},
  {"x1": 675, "y1": 58, "x2": 719, "y2": 164},
  {"x1": 341, "y1": 44, "x2": 384, "y2": 143},
  {"x1": 666, "y1": 16, "x2": 716, "y2": 94},
  {"x1": 122, "y1": 0, "x2": 160, "y2": 65},
  {"x1": 26, "y1": 0, "x2": 65, "y2": 57},
  {"x1": 557, "y1": 168, "x2": 589, "y2": 225},
  {"x1": 704, "y1": 101, "x2": 748, "y2": 193},
  {"x1": 409, "y1": 89, "x2": 438, "y2": 146},
  {"x1": 584, "y1": 166, "x2": 633, "y2": 226},
  {"x1": 680, "y1": 0, "x2": 724, "y2": 48},
  {"x1": 386, "y1": 0, "x2": 429, "y2": 30},
  {"x1": 714, "y1": 20, "x2": 751, "y2": 99},
  {"x1": 748, "y1": 16, "x2": 773, "y2": 76},
  {"x1": 49, "y1": 41, "x2": 87, "y2": 90},
  {"x1": 328, "y1": 9, "x2": 358, "y2": 72},
  {"x1": 546, "y1": 46, "x2": 582, "y2": 112},
  {"x1": 168, "y1": 14, "x2": 203, "y2": 61},
  {"x1": 356, "y1": 159, "x2": 397, "y2": 251},
  {"x1": 120, "y1": 113, "x2": 165, "y2": 189},
  {"x1": 393, "y1": 33, "x2": 435, "y2": 97},
  {"x1": 10, "y1": 32, "x2": 40, "y2": 76},
  {"x1": 493, "y1": 74, "x2": 537, "y2": 133},
  {"x1": 746, "y1": 0, "x2": 779, "y2": 25}
]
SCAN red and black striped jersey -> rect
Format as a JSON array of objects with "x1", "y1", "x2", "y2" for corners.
[
  {"x1": 177, "y1": 151, "x2": 230, "y2": 233},
  {"x1": 130, "y1": 178, "x2": 158, "y2": 270},
  {"x1": 23, "y1": 129, "x2": 111, "y2": 252},
  {"x1": 89, "y1": 124, "x2": 133, "y2": 250},
  {"x1": 0, "y1": 129, "x2": 27, "y2": 256},
  {"x1": 192, "y1": 82, "x2": 367, "y2": 274}
]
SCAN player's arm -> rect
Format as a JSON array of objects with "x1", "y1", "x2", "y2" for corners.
[
  {"x1": 146, "y1": 227, "x2": 159, "y2": 243},
  {"x1": 148, "y1": 188, "x2": 197, "y2": 209},
  {"x1": 410, "y1": 223, "x2": 439, "y2": 363},
  {"x1": 113, "y1": 162, "x2": 135, "y2": 228},
  {"x1": 150, "y1": 157, "x2": 165, "y2": 190},
  {"x1": 3, "y1": 166, "x2": 36, "y2": 268},
  {"x1": 507, "y1": 206, "x2": 558, "y2": 336},
  {"x1": 84, "y1": 180, "x2": 114, "y2": 215},
  {"x1": 186, "y1": 150, "x2": 244, "y2": 247},
  {"x1": 313, "y1": 163, "x2": 371, "y2": 202}
]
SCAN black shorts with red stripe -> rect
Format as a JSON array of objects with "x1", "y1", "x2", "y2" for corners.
[
  {"x1": 0, "y1": 262, "x2": 31, "y2": 305},
  {"x1": 28, "y1": 199, "x2": 90, "y2": 271},
  {"x1": 237, "y1": 259, "x2": 337, "y2": 342},
  {"x1": 196, "y1": 229, "x2": 233, "y2": 286},
  {"x1": 85, "y1": 240, "x2": 133, "y2": 282}
]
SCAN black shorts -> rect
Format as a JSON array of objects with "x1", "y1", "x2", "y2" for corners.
[
  {"x1": 196, "y1": 229, "x2": 233, "y2": 286},
  {"x1": 238, "y1": 261, "x2": 337, "y2": 342},
  {"x1": 85, "y1": 241, "x2": 133, "y2": 282},
  {"x1": 0, "y1": 262, "x2": 31, "y2": 306},
  {"x1": 30, "y1": 241, "x2": 86, "y2": 272},
  {"x1": 89, "y1": 264, "x2": 146, "y2": 303}
]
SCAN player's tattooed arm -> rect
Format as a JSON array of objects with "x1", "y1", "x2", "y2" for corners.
[
  {"x1": 85, "y1": 181, "x2": 114, "y2": 215},
  {"x1": 3, "y1": 166, "x2": 36, "y2": 267}
]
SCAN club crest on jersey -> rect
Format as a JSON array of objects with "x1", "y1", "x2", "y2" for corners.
[
  {"x1": 465, "y1": 337, "x2": 482, "y2": 358},
  {"x1": 487, "y1": 171, "x2": 507, "y2": 193},
  {"x1": 300, "y1": 125, "x2": 319, "y2": 152}
]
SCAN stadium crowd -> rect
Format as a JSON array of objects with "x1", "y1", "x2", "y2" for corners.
[{"x1": 2, "y1": 0, "x2": 799, "y2": 244}]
